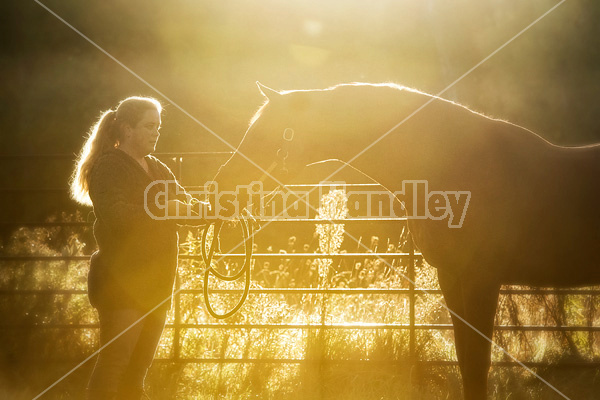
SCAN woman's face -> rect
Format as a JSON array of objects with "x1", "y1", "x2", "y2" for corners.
[{"x1": 122, "y1": 108, "x2": 161, "y2": 156}]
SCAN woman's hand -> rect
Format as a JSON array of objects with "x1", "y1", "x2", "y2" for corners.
[{"x1": 167, "y1": 199, "x2": 186, "y2": 217}]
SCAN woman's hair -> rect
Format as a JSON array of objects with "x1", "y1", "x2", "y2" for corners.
[{"x1": 70, "y1": 96, "x2": 162, "y2": 206}]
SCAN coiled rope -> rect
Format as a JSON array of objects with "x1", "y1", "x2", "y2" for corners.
[{"x1": 201, "y1": 214, "x2": 254, "y2": 319}]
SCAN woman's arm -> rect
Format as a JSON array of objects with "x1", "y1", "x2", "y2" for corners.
[
  {"x1": 166, "y1": 199, "x2": 210, "y2": 226},
  {"x1": 158, "y1": 161, "x2": 210, "y2": 226}
]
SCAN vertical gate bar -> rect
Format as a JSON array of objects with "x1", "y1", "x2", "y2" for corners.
[
  {"x1": 408, "y1": 231, "x2": 416, "y2": 395},
  {"x1": 174, "y1": 275, "x2": 181, "y2": 361},
  {"x1": 173, "y1": 156, "x2": 183, "y2": 361},
  {"x1": 408, "y1": 233, "x2": 415, "y2": 359}
]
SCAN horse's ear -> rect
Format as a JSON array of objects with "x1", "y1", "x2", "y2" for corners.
[{"x1": 256, "y1": 81, "x2": 280, "y2": 99}]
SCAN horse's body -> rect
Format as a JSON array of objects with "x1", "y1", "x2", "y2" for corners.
[{"x1": 215, "y1": 83, "x2": 600, "y2": 399}]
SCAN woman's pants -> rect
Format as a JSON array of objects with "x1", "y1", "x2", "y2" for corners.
[{"x1": 87, "y1": 306, "x2": 167, "y2": 399}]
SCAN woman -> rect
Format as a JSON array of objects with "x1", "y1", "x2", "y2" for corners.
[{"x1": 71, "y1": 96, "x2": 204, "y2": 399}]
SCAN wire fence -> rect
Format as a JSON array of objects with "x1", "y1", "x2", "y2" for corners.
[
  {"x1": 1, "y1": 152, "x2": 599, "y2": 370},
  {"x1": 2, "y1": 247, "x2": 600, "y2": 367}
]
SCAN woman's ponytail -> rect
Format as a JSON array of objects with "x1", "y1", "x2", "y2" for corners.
[{"x1": 70, "y1": 109, "x2": 119, "y2": 206}]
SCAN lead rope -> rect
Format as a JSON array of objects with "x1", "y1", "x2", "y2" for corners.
[
  {"x1": 305, "y1": 159, "x2": 405, "y2": 208},
  {"x1": 202, "y1": 214, "x2": 254, "y2": 319}
]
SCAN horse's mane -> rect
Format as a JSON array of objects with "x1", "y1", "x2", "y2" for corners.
[
  {"x1": 320, "y1": 82, "x2": 516, "y2": 124},
  {"x1": 248, "y1": 100, "x2": 269, "y2": 128},
  {"x1": 254, "y1": 82, "x2": 504, "y2": 120},
  {"x1": 246, "y1": 82, "x2": 545, "y2": 144}
]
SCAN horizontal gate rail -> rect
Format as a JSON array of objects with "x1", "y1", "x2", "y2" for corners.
[
  {"x1": 13, "y1": 357, "x2": 600, "y2": 368},
  {"x1": 3, "y1": 323, "x2": 599, "y2": 332},
  {"x1": 150, "y1": 359, "x2": 600, "y2": 367},
  {"x1": 0, "y1": 152, "x2": 233, "y2": 160},
  {"x1": 0, "y1": 217, "x2": 406, "y2": 227},
  {"x1": 0, "y1": 252, "x2": 420, "y2": 262},
  {"x1": 1, "y1": 288, "x2": 600, "y2": 295}
]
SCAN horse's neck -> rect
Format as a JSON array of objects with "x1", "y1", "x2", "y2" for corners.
[
  {"x1": 338, "y1": 91, "x2": 555, "y2": 191},
  {"x1": 307, "y1": 85, "x2": 566, "y2": 192},
  {"x1": 310, "y1": 87, "x2": 426, "y2": 162}
]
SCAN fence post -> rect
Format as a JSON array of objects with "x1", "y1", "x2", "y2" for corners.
[
  {"x1": 174, "y1": 275, "x2": 181, "y2": 361},
  {"x1": 173, "y1": 156, "x2": 183, "y2": 362},
  {"x1": 407, "y1": 232, "x2": 416, "y2": 396}
]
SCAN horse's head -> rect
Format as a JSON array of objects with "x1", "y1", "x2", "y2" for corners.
[
  {"x1": 211, "y1": 82, "x2": 416, "y2": 218},
  {"x1": 213, "y1": 82, "x2": 322, "y2": 195}
]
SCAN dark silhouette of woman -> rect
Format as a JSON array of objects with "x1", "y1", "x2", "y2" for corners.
[{"x1": 71, "y1": 96, "x2": 204, "y2": 399}]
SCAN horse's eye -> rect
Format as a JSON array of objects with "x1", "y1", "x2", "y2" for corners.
[{"x1": 283, "y1": 128, "x2": 294, "y2": 142}]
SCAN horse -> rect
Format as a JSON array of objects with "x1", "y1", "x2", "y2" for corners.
[{"x1": 212, "y1": 82, "x2": 600, "y2": 399}]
